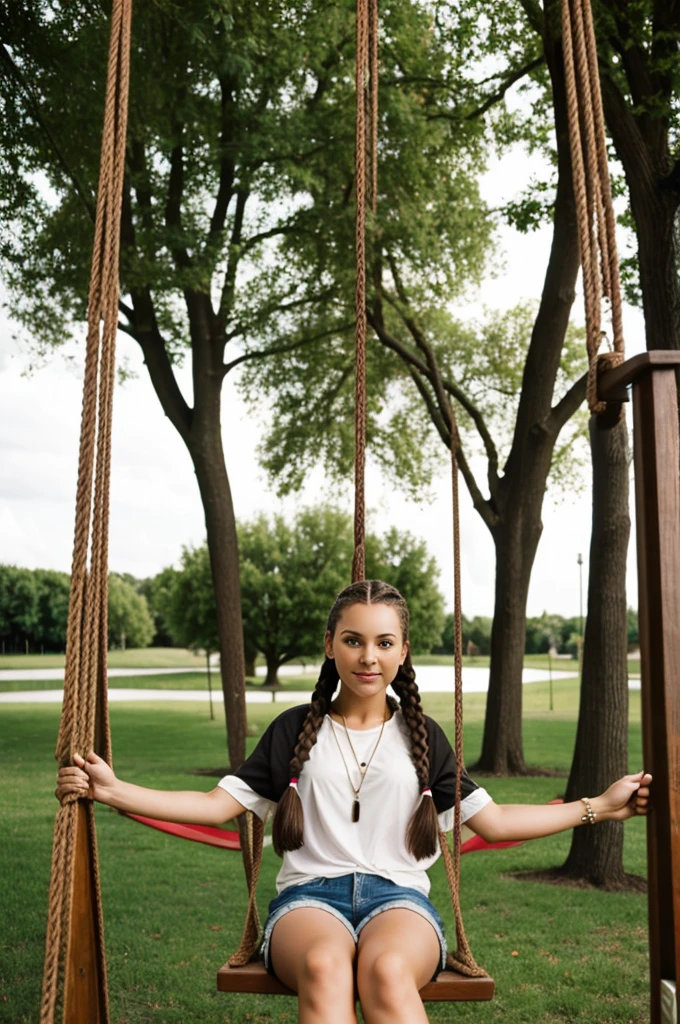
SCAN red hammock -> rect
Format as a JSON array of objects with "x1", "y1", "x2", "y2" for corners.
[
  {"x1": 124, "y1": 813, "x2": 240, "y2": 850},
  {"x1": 124, "y1": 799, "x2": 564, "y2": 854}
]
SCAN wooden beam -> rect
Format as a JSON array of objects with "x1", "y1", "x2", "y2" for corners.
[
  {"x1": 63, "y1": 802, "x2": 108, "y2": 1024},
  {"x1": 627, "y1": 361, "x2": 680, "y2": 1024},
  {"x1": 598, "y1": 350, "x2": 680, "y2": 401},
  {"x1": 217, "y1": 961, "x2": 495, "y2": 1001}
]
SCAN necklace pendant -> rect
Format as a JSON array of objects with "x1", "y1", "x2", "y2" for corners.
[{"x1": 352, "y1": 798, "x2": 361, "y2": 823}]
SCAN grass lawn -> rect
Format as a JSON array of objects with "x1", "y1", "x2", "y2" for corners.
[
  {"x1": 1, "y1": 692, "x2": 649, "y2": 1024},
  {"x1": 0, "y1": 673, "x2": 318, "y2": 694},
  {"x1": 0, "y1": 648, "x2": 206, "y2": 670}
]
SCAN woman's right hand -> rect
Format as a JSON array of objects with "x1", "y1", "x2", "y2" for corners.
[{"x1": 56, "y1": 751, "x2": 116, "y2": 803}]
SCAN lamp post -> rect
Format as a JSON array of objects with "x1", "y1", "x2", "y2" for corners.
[{"x1": 577, "y1": 552, "x2": 584, "y2": 671}]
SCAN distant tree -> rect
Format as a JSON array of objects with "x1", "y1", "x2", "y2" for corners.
[
  {"x1": 467, "y1": 616, "x2": 493, "y2": 657},
  {"x1": 107, "y1": 574, "x2": 154, "y2": 650},
  {"x1": 156, "y1": 548, "x2": 220, "y2": 715},
  {"x1": 437, "y1": 613, "x2": 455, "y2": 655},
  {"x1": 525, "y1": 612, "x2": 567, "y2": 655},
  {"x1": 366, "y1": 528, "x2": 446, "y2": 655},
  {"x1": 237, "y1": 507, "x2": 447, "y2": 686},
  {"x1": 158, "y1": 549, "x2": 219, "y2": 657},
  {"x1": 627, "y1": 608, "x2": 639, "y2": 648},
  {"x1": 33, "y1": 568, "x2": 70, "y2": 651},
  {"x1": 139, "y1": 570, "x2": 178, "y2": 648},
  {"x1": 239, "y1": 508, "x2": 353, "y2": 687},
  {"x1": 0, "y1": 565, "x2": 39, "y2": 653},
  {"x1": 432, "y1": 611, "x2": 473, "y2": 656}
]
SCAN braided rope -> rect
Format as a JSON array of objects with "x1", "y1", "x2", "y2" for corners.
[
  {"x1": 228, "y1": 814, "x2": 265, "y2": 966},
  {"x1": 41, "y1": 2, "x2": 131, "y2": 1020},
  {"x1": 444, "y1": 417, "x2": 488, "y2": 978},
  {"x1": 561, "y1": 0, "x2": 624, "y2": 414},
  {"x1": 368, "y1": 0, "x2": 379, "y2": 216},
  {"x1": 352, "y1": 0, "x2": 370, "y2": 583}
]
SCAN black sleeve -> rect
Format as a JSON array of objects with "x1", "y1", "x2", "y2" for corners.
[
  {"x1": 426, "y1": 716, "x2": 481, "y2": 814},
  {"x1": 231, "y1": 704, "x2": 310, "y2": 803}
]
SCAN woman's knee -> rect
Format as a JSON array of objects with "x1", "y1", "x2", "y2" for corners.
[
  {"x1": 358, "y1": 950, "x2": 417, "y2": 1008},
  {"x1": 298, "y1": 944, "x2": 354, "y2": 1003}
]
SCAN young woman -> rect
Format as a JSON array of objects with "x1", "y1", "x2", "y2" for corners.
[{"x1": 57, "y1": 579, "x2": 651, "y2": 1024}]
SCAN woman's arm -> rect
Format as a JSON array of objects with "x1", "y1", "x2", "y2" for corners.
[
  {"x1": 56, "y1": 751, "x2": 247, "y2": 826},
  {"x1": 466, "y1": 771, "x2": 652, "y2": 844}
]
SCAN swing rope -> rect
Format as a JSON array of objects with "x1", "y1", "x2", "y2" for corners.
[
  {"x1": 40, "y1": 1, "x2": 132, "y2": 1020},
  {"x1": 228, "y1": 0, "x2": 380, "y2": 966},
  {"x1": 438, "y1": 418, "x2": 488, "y2": 977},
  {"x1": 561, "y1": 0, "x2": 625, "y2": 412}
]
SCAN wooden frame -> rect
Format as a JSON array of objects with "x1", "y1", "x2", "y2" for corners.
[{"x1": 600, "y1": 352, "x2": 680, "y2": 1024}]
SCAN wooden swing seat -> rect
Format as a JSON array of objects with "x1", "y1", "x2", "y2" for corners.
[{"x1": 217, "y1": 960, "x2": 495, "y2": 1001}]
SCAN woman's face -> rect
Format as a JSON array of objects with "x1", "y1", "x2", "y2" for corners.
[{"x1": 324, "y1": 602, "x2": 409, "y2": 701}]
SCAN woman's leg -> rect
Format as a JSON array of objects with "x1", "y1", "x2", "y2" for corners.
[
  {"x1": 355, "y1": 909, "x2": 441, "y2": 1024},
  {"x1": 269, "y1": 908, "x2": 359, "y2": 1024}
]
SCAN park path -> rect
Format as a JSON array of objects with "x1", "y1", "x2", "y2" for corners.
[{"x1": 0, "y1": 665, "x2": 590, "y2": 704}]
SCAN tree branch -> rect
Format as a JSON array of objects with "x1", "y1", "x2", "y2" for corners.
[
  {"x1": 207, "y1": 74, "x2": 237, "y2": 243},
  {"x1": 0, "y1": 43, "x2": 95, "y2": 219},
  {"x1": 240, "y1": 221, "x2": 301, "y2": 255},
  {"x1": 164, "y1": 140, "x2": 192, "y2": 270},
  {"x1": 218, "y1": 188, "x2": 249, "y2": 322},
  {"x1": 376, "y1": 261, "x2": 500, "y2": 487},
  {"x1": 463, "y1": 55, "x2": 545, "y2": 121},
  {"x1": 518, "y1": 0, "x2": 544, "y2": 36},
  {"x1": 226, "y1": 286, "x2": 339, "y2": 343},
  {"x1": 223, "y1": 321, "x2": 354, "y2": 376},
  {"x1": 407, "y1": 365, "x2": 499, "y2": 532},
  {"x1": 118, "y1": 179, "x2": 192, "y2": 439},
  {"x1": 369, "y1": 300, "x2": 499, "y2": 479},
  {"x1": 547, "y1": 371, "x2": 587, "y2": 433}
]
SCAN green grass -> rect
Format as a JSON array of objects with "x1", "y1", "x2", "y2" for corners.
[
  {"x1": 0, "y1": 647, "x2": 206, "y2": 670},
  {"x1": 0, "y1": 673, "x2": 318, "y2": 694},
  {"x1": 0, "y1": 692, "x2": 649, "y2": 1024}
]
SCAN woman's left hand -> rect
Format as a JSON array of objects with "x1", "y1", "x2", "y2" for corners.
[{"x1": 596, "y1": 771, "x2": 652, "y2": 821}]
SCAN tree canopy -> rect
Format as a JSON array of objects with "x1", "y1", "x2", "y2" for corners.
[
  {"x1": 0, "y1": 0, "x2": 498, "y2": 768},
  {"x1": 150, "y1": 507, "x2": 446, "y2": 685},
  {"x1": 0, "y1": 565, "x2": 153, "y2": 652},
  {"x1": 153, "y1": 548, "x2": 219, "y2": 657}
]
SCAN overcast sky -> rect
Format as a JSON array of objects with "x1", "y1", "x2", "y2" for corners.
[{"x1": 0, "y1": 146, "x2": 646, "y2": 619}]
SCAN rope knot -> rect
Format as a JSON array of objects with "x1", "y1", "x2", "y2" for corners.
[
  {"x1": 55, "y1": 782, "x2": 89, "y2": 806},
  {"x1": 597, "y1": 351, "x2": 625, "y2": 373}
]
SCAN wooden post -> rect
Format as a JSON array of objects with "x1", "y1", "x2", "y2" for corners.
[
  {"x1": 600, "y1": 351, "x2": 680, "y2": 1024},
  {"x1": 63, "y1": 802, "x2": 108, "y2": 1024}
]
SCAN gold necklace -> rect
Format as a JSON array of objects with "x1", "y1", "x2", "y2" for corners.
[{"x1": 328, "y1": 712, "x2": 388, "y2": 822}]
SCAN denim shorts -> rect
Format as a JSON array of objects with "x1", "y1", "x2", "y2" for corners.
[{"x1": 261, "y1": 873, "x2": 447, "y2": 976}]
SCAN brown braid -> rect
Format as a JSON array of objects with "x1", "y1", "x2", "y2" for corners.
[
  {"x1": 391, "y1": 655, "x2": 440, "y2": 859},
  {"x1": 272, "y1": 658, "x2": 338, "y2": 855},
  {"x1": 273, "y1": 579, "x2": 438, "y2": 859}
]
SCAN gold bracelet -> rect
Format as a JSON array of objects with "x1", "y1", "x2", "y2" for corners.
[{"x1": 580, "y1": 797, "x2": 597, "y2": 825}]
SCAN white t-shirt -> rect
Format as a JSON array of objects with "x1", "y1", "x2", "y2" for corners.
[{"x1": 218, "y1": 707, "x2": 491, "y2": 896}]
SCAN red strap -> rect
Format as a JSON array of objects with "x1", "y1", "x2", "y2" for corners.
[{"x1": 123, "y1": 813, "x2": 241, "y2": 850}]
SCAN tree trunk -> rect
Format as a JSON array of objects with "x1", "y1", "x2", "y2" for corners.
[
  {"x1": 600, "y1": 76, "x2": 680, "y2": 354},
  {"x1": 555, "y1": 415, "x2": 636, "y2": 887},
  {"x1": 244, "y1": 651, "x2": 257, "y2": 678},
  {"x1": 133, "y1": 291, "x2": 248, "y2": 774},
  {"x1": 191, "y1": 432, "x2": 247, "y2": 772},
  {"x1": 475, "y1": 518, "x2": 541, "y2": 774},
  {"x1": 264, "y1": 656, "x2": 280, "y2": 689}
]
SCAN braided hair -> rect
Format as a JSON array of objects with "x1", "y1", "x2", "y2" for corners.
[{"x1": 272, "y1": 580, "x2": 439, "y2": 860}]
